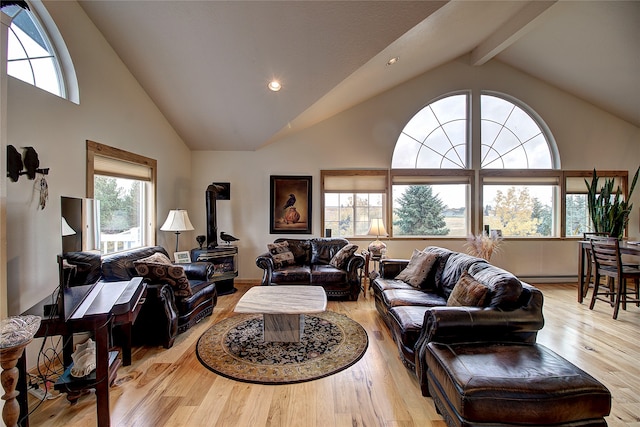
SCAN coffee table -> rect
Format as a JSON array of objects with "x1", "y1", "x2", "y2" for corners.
[{"x1": 234, "y1": 285, "x2": 327, "y2": 342}]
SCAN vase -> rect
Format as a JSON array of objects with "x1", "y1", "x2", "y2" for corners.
[{"x1": 284, "y1": 207, "x2": 300, "y2": 224}]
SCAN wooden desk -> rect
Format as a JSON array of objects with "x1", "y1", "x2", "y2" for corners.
[
  {"x1": 577, "y1": 240, "x2": 640, "y2": 303},
  {"x1": 17, "y1": 277, "x2": 146, "y2": 427}
]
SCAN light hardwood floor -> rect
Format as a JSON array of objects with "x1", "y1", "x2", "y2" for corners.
[{"x1": 26, "y1": 282, "x2": 640, "y2": 427}]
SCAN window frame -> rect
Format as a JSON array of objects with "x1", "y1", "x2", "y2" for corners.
[
  {"x1": 390, "y1": 169, "x2": 475, "y2": 238},
  {"x1": 86, "y1": 140, "x2": 157, "y2": 252},
  {"x1": 3, "y1": 1, "x2": 77, "y2": 101},
  {"x1": 562, "y1": 170, "x2": 630, "y2": 238},
  {"x1": 321, "y1": 170, "x2": 389, "y2": 238},
  {"x1": 479, "y1": 169, "x2": 561, "y2": 238}
]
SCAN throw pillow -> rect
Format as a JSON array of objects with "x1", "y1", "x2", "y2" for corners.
[
  {"x1": 138, "y1": 252, "x2": 172, "y2": 265},
  {"x1": 447, "y1": 272, "x2": 489, "y2": 307},
  {"x1": 329, "y1": 244, "x2": 358, "y2": 269},
  {"x1": 134, "y1": 259, "x2": 193, "y2": 297},
  {"x1": 395, "y1": 249, "x2": 438, "y2": 288},
  {"x1": 267, "y1": 241, "x2": 296, "y2": 268}
]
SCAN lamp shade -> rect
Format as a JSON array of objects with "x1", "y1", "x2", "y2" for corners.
[
  {"x1": 367, "y1": 219, "x2": 387, "y2": 238},
  {"x1": 61, "y1": 217, "x2": 76, "y2": 236},
  {"x1": 160, "y1": 210, "x2": 194, "y2": 232}
]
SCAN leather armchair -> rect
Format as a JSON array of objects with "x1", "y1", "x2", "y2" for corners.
[{"x1": 68, "y1": 246, "x2": 218, "y2": 348}]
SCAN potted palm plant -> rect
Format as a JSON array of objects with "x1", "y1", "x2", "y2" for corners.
[{"x1": 585, "y1": 167, "x2": 639, "y2": 239}]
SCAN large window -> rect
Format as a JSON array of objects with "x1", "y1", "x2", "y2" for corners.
[
  {"x1": 391, "y1": 91, "x2": 559, "y2": 237},
  {"x1": 87, "y1": 141, "x2": 157, "y2": 254},
  {"x1": 564, "y1": 171, "x2": 629, "y2": 237},
  {"x1": 4, "y1": 3, "x2": 66, "y2": 98},
  {"x1": 321, "y1": 171, "x2": 388, "y2": 238}
]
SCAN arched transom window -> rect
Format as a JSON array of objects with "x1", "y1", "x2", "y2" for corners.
[
  {"x1": 391, "y1": 91, "x2": 561, "y2": 238},
  {"x1": 4, "y1": 3, "x2": 68, "y2": 99}
]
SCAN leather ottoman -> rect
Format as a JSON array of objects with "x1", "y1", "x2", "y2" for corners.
[{"x1": 426, "y1": 342, "x2": 611, "y2": 427}]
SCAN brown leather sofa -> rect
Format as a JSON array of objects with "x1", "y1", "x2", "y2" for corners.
[
  {"x1": 64, "y1": 246, "x2": 217, "y2": 348},
  {"x1": 373, "y1": 246, "x2": 611, "y2": 426},
  {"x1": 255, "y1": 237, "x2": 365, "y2": 300},
  {"x1": 371, "y1": 246, "x2": 544, "y2": 375}
]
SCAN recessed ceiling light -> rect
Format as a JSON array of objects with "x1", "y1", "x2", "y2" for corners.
[
  {"x1": 387, "y1": 57, "x2": 399, "y2": 66},
  {"x1": 268, "y1": 80, "x2": 282, "y2": 92}
]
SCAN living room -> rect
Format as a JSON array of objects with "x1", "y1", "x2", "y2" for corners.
[{"x1": 2, "y1": 1, "x2": 639, "y2": 426}]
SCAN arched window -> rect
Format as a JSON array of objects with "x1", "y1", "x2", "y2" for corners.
[
  {"x1": 4, "y1": 2, "x2": 76, "y2": 101},
  {"x1": 391, "y1": 91, "x2": 561, "y2": 238}
]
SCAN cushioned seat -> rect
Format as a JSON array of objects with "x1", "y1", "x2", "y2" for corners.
[
  {"x1": 388, "y1": 305, "x2": 431, "y2": 369},
  {"x1": 426, "y1": 342, "x2": 611, "y2": 427}
]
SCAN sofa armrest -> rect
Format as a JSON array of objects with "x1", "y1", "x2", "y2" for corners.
[
  {"x1": 255, "y1": 252, "x2": 275, "y2": 286},
  {"x1": 181, "y1": 262, "x2": 213, "y2": 281},
  {"x1": 379, "y1": 259, "x2": 409, "y2": 279},
  {"x1": 414, "y1": 294, "x2": 544, "y2": 395},
  {"x1": 346, "y1": 253, "x2": 365, "y2": 274}
]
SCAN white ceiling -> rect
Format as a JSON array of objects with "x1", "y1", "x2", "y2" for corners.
[{"x1": 78, "y1": 0, "x2": 640, "y2": 151}]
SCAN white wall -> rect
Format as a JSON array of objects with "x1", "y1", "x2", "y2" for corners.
[
  {"x1": 190, "y1": 57, "x2": 640, "y2": 282},
  {"x1": 4, "y1": 0, "x2": 192, "y2": 316}
]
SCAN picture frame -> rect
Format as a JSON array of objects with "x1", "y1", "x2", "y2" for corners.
[
  {"x1": 270, "y1": 175, "x2": 312, "y2": 234},
  {"x1": 174, "y1": 251, "x2": 191, "y2": 264}
]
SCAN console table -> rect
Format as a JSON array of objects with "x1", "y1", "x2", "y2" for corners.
[
  {"x1": 191, "y1": 246, "x2": 238, "y2": 294},
  {"x1": 17, "y1": 277, "x2": 146, "y2": 427}
]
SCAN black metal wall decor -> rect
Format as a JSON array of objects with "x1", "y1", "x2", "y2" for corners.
[{"x1": 6, "y1": 145, "x2": 49, "y2": 182}]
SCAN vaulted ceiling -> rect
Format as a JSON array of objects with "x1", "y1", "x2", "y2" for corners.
[{"x1": 78, "y1": 1, "x2": 640, "y2": 151}]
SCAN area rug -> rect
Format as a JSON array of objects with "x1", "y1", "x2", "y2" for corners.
[{"x1": 196, "y1": 311, "x2": 368, "y2": 385}]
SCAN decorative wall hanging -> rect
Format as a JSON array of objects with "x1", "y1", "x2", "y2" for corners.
[
  {"x1": 270, "y1": 175, "x2": 312, "y2": 234},
  {"x1": 6, "y1": 145, "x2": 50, "y2": 182}
]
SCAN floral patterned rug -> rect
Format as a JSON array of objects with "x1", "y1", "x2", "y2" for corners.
[{"x1": 196, "y1": 311, "x2": 368, "y2": 384}]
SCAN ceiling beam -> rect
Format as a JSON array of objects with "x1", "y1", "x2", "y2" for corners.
[{"x1": 471, "y1": 1, "x2": 557, "y2": 66}]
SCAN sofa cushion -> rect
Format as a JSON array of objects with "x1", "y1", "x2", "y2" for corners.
[
  {"x1": 267, "y1": 241, "x2": 296, "y2": 268},
  {"x1": 134, "y1": 258, "x2": 193, "y2": 297},
  {"x1": 310, "y1": 238, "x2": 347, "y2": 265},
  {"x1": 382, "y1": 289, "x2": 448, "y2": 308},
  {"x1": 395, "y1": 249, "x2": 438, "y2": 288},
  {"x1": 468, "y1": 263, "x2": 523, "y2": 309},
  {"x1": 423, "y1": 246, "x2": 455, "y2": 290},
  {"x1": 389, "y1": 305, "x2": 431, "y2": 353},
  {"x1": 276, "y1": 239, "x2": 311, "y2": 265},
  {"x1": 311, "y1": 264, "x2": 347, "y2": 285},
  {"x1": 371, "y1": 278, "x2": 415, "y2": 294},
  {"x1": 438, "y1": 252, "x2": 487, "y2": 298},
  {"x1": 447, "y1": 272, "x2": 489, "y2": 307},
  {"x1": 271, "y1": 265, "x2": 311, "y2": 284},
  {"x1": 329, "y1": 243, "x2": 358, "y2": 269}
]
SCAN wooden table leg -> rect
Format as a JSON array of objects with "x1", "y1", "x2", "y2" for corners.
[
  {"x1": 578, "y1": 242, "x2": 586, "y2": 303},
  {"x1": 94, "y1": 320, "x2": 110, "y2": 427}
]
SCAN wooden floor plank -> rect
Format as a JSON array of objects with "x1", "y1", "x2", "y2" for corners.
[{"x1": 25, "y1": 282, "x2": 640, "y2": 427}]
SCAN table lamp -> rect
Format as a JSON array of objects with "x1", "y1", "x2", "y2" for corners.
[
  {"x1": 161, "y1": 209, "x2": 194, "y2": 252},
  {"x1": 367, "y1": 218, "x2": 388, "y2": 257}
]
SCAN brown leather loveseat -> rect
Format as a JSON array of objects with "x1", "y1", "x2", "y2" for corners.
[{"x1": 255, "y1": 237, "x2": 364, "y2": 300}]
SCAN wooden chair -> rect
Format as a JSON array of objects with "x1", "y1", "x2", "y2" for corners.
[
  {"x1": 582, "y1": 232, "x2": 611, "y2": 300},
  {"x1": 589, "y1": 237, "x2": 640, "y2": 319}
]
